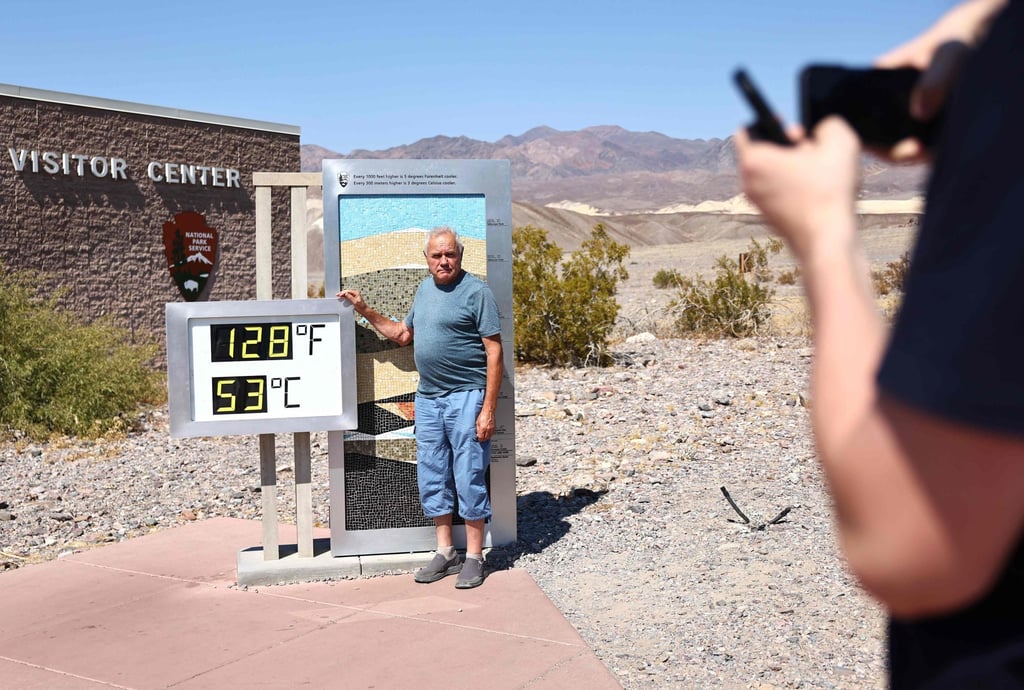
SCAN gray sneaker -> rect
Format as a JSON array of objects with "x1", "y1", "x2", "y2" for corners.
[
  {"x1": 455, "y1": 557, "x2": 485, "y2": 589},
  {"x1": 414, "y1": 552, "x2": 463, "y2": 583}
]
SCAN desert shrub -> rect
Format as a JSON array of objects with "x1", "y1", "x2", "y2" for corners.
[
  {"x1": 652, "y1": 268, "x2": 684, "y2": 289},
  {"x1": 777, "y1": 268, "x2": 800, "y2": 285},
  {"x1": 0, "y1": 264, "x2": 164, "y2": 439},
  {"x1": 513, "y1": 223, "x2": 629, "y2": 366},
  {"x1": 872, "y1": 251, "x2": 911, "y2": 296},
  {"x1": 748, "y1": 236, "x2": 785, "y2": 283},
  {"x1": 667, "y1": 238, "x2": 777, "y2": 338}
]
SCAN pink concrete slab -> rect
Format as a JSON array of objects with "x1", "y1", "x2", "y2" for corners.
[
  {"x1": 0, "y1": 519, "x2": 622, "y2": 690},
  {"x1": 65, "y1": 517, "x2": 327, "y2": 584},
  {"x1": 0, "y1": 577, "x2": 391, "y2": 689},
  {"x1": 279, "y1": 568, "x2": 588, "y2": 645},
  {"x1": 528, "y1": 648, "x2": 624, "y2": 688},
  {"x1": 172, "y1": 611, "x2": 619, "y2": 690},
  {"x1": 0, "y1": 561, "x2": 179, "y2": 644},
  {"x1": 400, "y1": 570, "x2": 595, "y2": 644},
  {"x1": 277, "y1": 569, "x2": 429, "y2": 602},
  {"x1": 0, "y1": 657, "x2": 112, "y2": 689}
]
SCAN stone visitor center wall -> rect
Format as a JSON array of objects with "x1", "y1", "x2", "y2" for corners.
[{"x1": 0, "y1": 83, "x2": 300, "y2": 347}]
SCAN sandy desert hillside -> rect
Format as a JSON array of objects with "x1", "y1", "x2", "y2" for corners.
[
  {"x1": 302, "y1": 125, "x2": 927, "y2": 215},
  {"x1": 303, "y1": 193, "x2": 919, "y2": 291},
  {"x1": 301, "y1": 125, "x2": 924, "y2": 299}
]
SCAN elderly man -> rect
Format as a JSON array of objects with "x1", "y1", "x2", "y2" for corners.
[{"x1": 338, "y1": 226, "x2": 502, "y2": 589}]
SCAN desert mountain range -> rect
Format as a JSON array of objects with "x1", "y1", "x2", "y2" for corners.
[{"x1": 302, "y1": 125, "x2": 926, "y2": 250}]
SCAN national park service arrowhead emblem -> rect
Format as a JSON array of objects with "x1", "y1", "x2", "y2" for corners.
[
  {"x1": 338, "y1": 171, "x2": 349, "y2": 188},
  {"x1": 163, "y1": 211, "x2": 218, "y2": 302}
]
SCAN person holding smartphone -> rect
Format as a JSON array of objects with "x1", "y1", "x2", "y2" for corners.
[{"x1": 735, "y1": 0, "x2": 1023, "y2": 687}]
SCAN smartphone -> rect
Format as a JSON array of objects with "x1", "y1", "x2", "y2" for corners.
[
  {"x1": 733, "y1": 68, "x2": 793, "y2": 146},
  {"x1": 800, "y1": 65, "x2": 941, "y2": 149}
]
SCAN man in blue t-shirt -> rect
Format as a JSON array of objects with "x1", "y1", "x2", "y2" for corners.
[
  {"x1": 339, "y1": 226, "x2": 503, "y2": 589},
  {"x1": 736, "y1": 0, "x2": 1024, "y2": 685}
]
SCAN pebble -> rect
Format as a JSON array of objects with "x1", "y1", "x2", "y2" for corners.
[{"x1": 0, "y1": 335, "x2": 885, "y2": 689}]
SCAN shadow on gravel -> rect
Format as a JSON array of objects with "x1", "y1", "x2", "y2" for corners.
[{"x1": 485, "y1": 488, "x2": 606, "y2": 572}]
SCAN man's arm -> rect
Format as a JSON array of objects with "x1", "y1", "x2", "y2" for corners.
[
  {"x1": 736, "y1": 120, "x2": 1024, "y2": 618},
  {"x1": 337, "y1": 289, "x2": 413, "y2": 346},
  {"x1": 475, "y1": 334, "x2": 503, "y2": 442}
]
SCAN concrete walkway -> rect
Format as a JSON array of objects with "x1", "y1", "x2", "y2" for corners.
[{"x1": 0, "y1": 517, "x2": 621, "y2": 689}]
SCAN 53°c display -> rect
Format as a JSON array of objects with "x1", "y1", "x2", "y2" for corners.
[{"x1": 165, "y1": 299, "x2": 357, "y2": 437}]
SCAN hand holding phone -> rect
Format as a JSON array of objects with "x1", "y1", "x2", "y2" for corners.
[
  {"x1": 733, "y1": 68, "x2": 793, "y2": 147},
  {"x1": 800, "y1": 65, "x2": 942, "y2": 150}
]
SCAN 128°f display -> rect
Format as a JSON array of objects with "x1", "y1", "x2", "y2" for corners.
[
  {"x1": 165, "y1": 299, "x2": 358, "y2": 437},
  {"x1": 210, "y1": 322, "x2": 293, "y2": 361}
]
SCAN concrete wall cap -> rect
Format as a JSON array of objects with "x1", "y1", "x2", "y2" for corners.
[{"x1": 0, "y1": 82, "x2": 300, "y2": 136}]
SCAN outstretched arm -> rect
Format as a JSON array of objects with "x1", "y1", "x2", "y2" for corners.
[{"x1": 337, "y1": 289, "x2": 413, "y2": 346}]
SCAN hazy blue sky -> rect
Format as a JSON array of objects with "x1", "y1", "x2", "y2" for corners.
[{"x1": 4, "y1": 1, "x2": 956, "y2": 153}]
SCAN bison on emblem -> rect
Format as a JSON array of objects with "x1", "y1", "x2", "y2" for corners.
[{"x1": 162, "y1": 211, "x2": 218, "y2": 302}]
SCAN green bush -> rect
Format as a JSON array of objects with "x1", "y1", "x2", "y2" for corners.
[
  {"x1": 667, "y1": 238, "x2": 778, "y2": 338},
  {"x1": 652, "y1": 268, "x2": 685, "y2": 289},
  {"x1": 513, "y1": 223, "x2": 629, "y2": 366},
  {"x1": 0, "y1": 264, "x2": 164, "y2": 439}
]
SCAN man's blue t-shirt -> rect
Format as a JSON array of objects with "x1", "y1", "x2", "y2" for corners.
[{"x1": 404, "y1": 271, "x2": 501, "y2": 398}]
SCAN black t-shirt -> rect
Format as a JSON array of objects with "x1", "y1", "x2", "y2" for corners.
[{"x1": 877, "y1": 2, "x2": 1024, "y2": 687}]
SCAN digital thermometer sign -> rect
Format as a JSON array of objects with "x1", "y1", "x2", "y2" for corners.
[{"x1": 166, "y1": 299, "x2": 357, "y2": 437}]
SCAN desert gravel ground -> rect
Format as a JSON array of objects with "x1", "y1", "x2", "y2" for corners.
[
  {"x1": 0, "y1": 230, "x2": 918, "y2": 688},
  {"x1": 0, "y1": 335, "x2": 887, "y2": 689}
]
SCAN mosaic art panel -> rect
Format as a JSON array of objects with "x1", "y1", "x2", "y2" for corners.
[
  {"x1": 338, "y1": 194, "x2": 487, "y2": 531},
  {"x1": 343, "y1": 437, "x2": 489, "y2": 531}
]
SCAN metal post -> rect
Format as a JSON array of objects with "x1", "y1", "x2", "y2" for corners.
[
  {"x1": 259, "y1": 434, "x2": 278, "y2": 560},
  {"x1": 255, "y1": 185, "x2": 273, "y2": 301},
  {"x1": 290, "y1": 185, "x2": 308, "y2": 299},
  {"x1": 252, "y1": 172, "x2": 322, "y2": 559},
  {"x1": 294, "y1": 432, "x2": 313, "y2": 557}
]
